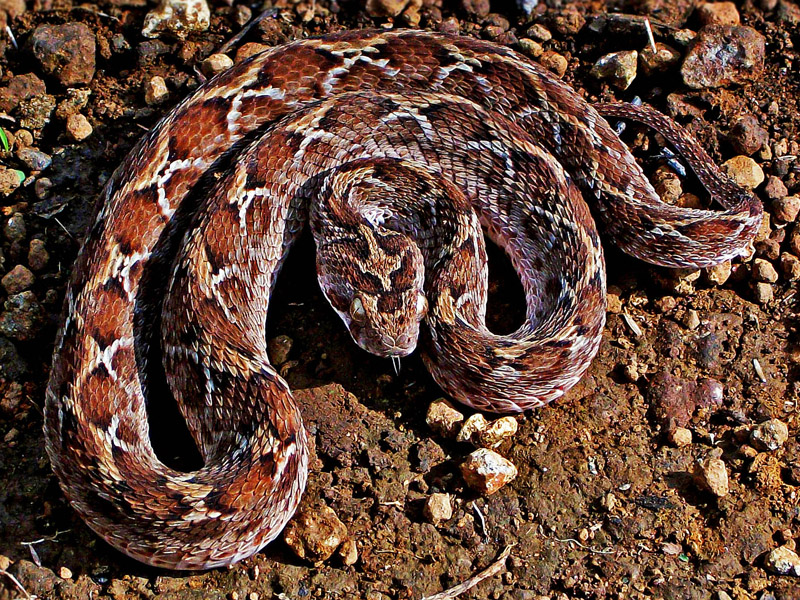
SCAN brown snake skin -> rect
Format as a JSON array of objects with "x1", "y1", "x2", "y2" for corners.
[{"x1": 44, "y1": 29, "x2": 763, "y2": 569}]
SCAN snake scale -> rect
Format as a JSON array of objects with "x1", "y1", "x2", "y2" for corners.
[{"x1": 43, "y1": 29, "x2": 762, "y2": 569}]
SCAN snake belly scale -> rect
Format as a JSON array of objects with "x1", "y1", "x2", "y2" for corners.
[{"x1": 44, "y1": 29, "x2": 762, "y2": 569}]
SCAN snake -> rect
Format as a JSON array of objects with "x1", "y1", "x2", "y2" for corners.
[{"x1": 43, "y1": 29, "x2": 763, "y2": 569}]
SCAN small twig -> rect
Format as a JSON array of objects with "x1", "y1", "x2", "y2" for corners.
[
  {"x1": 420, "y1": 544, "x2": 514, "y2": 600},
  {"x1": 217, "y1": 7, "x2": 279, "y2": 55},
  {"x1": 470, "y1": 501, "x2": 488, "y2": 542},
  {"x1": 52, "y1": 217, "x2": 77, "y2": 242},
  {"x1": 21, "y1": 529, "x2": 72, "y2": 548},
  {"x1": 5, "y1": 26, "x2": 17, "y2": 50},
  {"x1": 644, "y1": 17, "x2": 657, "y2": 53},
  {"x1": 555, "y1": 537, "x2": 615, "y2": 555},
  {"x1": 753, "y1": 358, "x2": 767, "y2": 383},
  {"x1": 0, "y1": 568, "x2": 35, "y2": 599}
]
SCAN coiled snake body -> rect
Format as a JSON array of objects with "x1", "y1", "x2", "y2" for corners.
[{"x1": 44, "y1": 29, "x2": 762, "y2": 569}]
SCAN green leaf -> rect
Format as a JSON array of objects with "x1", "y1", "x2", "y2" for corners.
[
  {"x1": 0, "y1": 128, "x2": 8, "y2": 152},
  {"x1": 13, "y1": 169, "x2": 25, "y2": 183}
]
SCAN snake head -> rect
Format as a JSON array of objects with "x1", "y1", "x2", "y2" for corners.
[{"x1": 316, "y1": 228, "x2": 428, "y2": 358}]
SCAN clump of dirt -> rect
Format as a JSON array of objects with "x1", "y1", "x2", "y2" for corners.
[{"x1": 0, "y1": 0, "x2": 798, "y2": 598}]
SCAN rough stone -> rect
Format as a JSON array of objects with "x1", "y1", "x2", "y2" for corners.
[
  {"x1": 144, "y1": 76, "x2": 169, "y2": 105},
  {"x1": 638, "y1": 43, "x2": 681, "y2": 76},
  {"x1": 750, "y1": 419, "x2": 789, "y2": 451},
  {"x1": 772, "y1": 196, "x2": 800, "y2": 223},
  {"x1": 697, "y1": 2, "x2": 740, "y2": 26},
  {"x1": 780, "y1": 253, "x2": 800, "y2": 280},
  {"x1": 283, "y1": 503, "x2": 349, "y2": 564},
  {"x1": 142, "y1": 0, "x2": 210, "y2": 39},
  {"x1": 752, "y1": 258, "x2": 779, "y2": 283},
  {"x1": 693, "y1": 453, "x2": 729, "y2": 497},
  {"x1": 705, "y1": 260, "x2": 732, "y2": 285},
  {"x1": 764, "y1": 546, "x2": 800, "y2": 576},
  {"x1": 540, "y1": 51, "x2": 568, "y2": 78},
  {"x1": 1, "y1": 264, "x2": 34, "y2": 294},
  {"x1": 764, "y1": 176, "x2": 788, "y2": 200},
  {"x1": 423, "y1": 493, "x2": 453, "y2": 524},
  {"x1": 728, "y1": 115, "x2": 768, "y2": 155},
  {"x1": 590, "y1": 50, "x2": 638, "y2": 89},
  {"x1": 721, "y1": 155, "x2": 764, "y2": 189},
  {"x1": 681, "y1": 25, "x2": 765, "y2": 89},
  {"x1": 426, "y1": 398, "x2": 464, "y2": 437},
  {"x1": 200, "y1": 53, "x2": 234, "y2": 77},
  {"x1": 27, "y1": 239, "x2": 48, "y2": 272},
  {"x1": 460, "y1": 448, "x2": 518, "y2": 494},
  {"x1": 0, "y1": 73, "x2": 46, "y2": 113},
  {"x1": 66, "y1": 113, "x2": 92, "y2": 142},
  {"x1": 29, "y1": 23, "x2": 97, "y2": 86},
  {"x1": 669, "y1": 427, "x2": 693, "y2": 447}
]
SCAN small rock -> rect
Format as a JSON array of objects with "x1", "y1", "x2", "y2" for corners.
[
  {"x1": 750, "y1": 419, "x2": 789, "y2": 451},
  {"x1": 283, "y1": 503, "x2": 349, "y2": 564},
  {"x1": 540, "y1": 51, "x2": 568, "y2": 78},
  {"x1": 365, "y1": 0, "x2": 408, "y2": 16},
  {"x1": 681, "y1": 25, "x2": 765, "y2": 89},
  {"x1": 518, "y1": 38, "x2": 543, "y2": 58},
  {"x1": 669, "y1": 427, "x2": 693, "y2": 447},
  {"x1": 728, "y1": 115, "x2": 768, "y2": 156},
  {"x1": 697, "y1": 2, "x2": 740, "y2": 26},
  {"x1": 705, "y1": 260, "x2": 732, "y2": 285},
  {"x1": 34, "y1": 177, "x2": 53, "y2": 200},
  {"x1": 4, "y1": 213, "x2": 26, "y2": 242},
  {"x1": 0, "y1": 554, "x2": 10, "y2": 570},
  {"x1": 693, "y1": 453, "x2": 729, "y2": 497},
  {"x1": 0, "y1": 73, "x2": 47, "y2": 113},
  {"x1": 0, "y1": 290, "x2": 44, "y2": 341},
  {"x1": 66, "y1": 114, "x2": 92, "y2": 142},
  {"x1": 752, "y1": 258, "x2": 779, "y2": 283},
  {"x1": 752, "y1": 281, "x2": 773, "y2": 304},
  {"x1": 232, "y1": 4, "x2": 251, "y2": 26},
  {"x1": 15, "y1": 130, "x2": 33, "y2": 147},
  {"x1": 28, "y1": 23, "x2": 97, "y2": 86},
  {"x1": 59, "y1": 566, "x2": 72, "y2": 579},
  {"x1": 649, "y1": 371, "x2": 723, "y2": 428},
  {"x1": 17, "y1": 94, "x2": 57, "y2": 131},
  {"x1": 764, "y1": 176, "x2": 788, "y2": 200},
  {"x1": 457, "y1": 413, "x2": 488, "y2": 444},
  {"x1": 606, "y1": 287, "x2": 623, "y2": 313},
  {"x1": 423, "y1": 493, "x2": 453, "y2": 524},
  {"x1": 772, "y1": 196, "x2": 800, "y2": 223},
  {"x1": 28, "y1": 239, "x2": 49, "y2": 272},
  {"x1": 479, "y1": 416, "x2": 518, "y2": 448},
  {"x1": 267, "y1": 334, "x2": 293, "y2": 366},
  {"x1": 764, "y1": 546, "x2": 800, "y2": 576},
  {"x1": 551, "y1": 9, "x2": 585, "y2": 35},
  {"x1": 55, "y1": 88, "x2": 91, "y2": 120},
  {"x1": 0, "y1": 168, "x2": 21, "y2": 196},
  {"x1": 2, "y1": 265, "x2": 34, "y2": 295},
  {"x1": 144, "y1": 76, "x2": 169, "y2": 105},
  {"x1": 201, "y1": 53, "x2": 234, "y2": 77},
  {"x1": 721, "y1": 155, "x2": 764, "y2": 189},
  {"x1": 461, "y1": 0, "x2": 490, "y2": 18},
  {"x1": 142, "y1": 0, "x2": 211, "y2": 39},
  {"x1": 683, "y1": 309, "x2": 701, "y2": 330},
  {"x1": 781, "y1": 253, "x2": 800, "y2": 280},
  {"x1": 235, "y1": 43, "x2": 270, "y2": 63},
  {"x1": 525, "y1": 23, "x2": 552, "y2": 42},
  {"x1": 590, "y1": 50, "x2": 638, "y2": 90},
  {"x1": 426, "y1": 398, "x2": 464, "y2": 437},
  {"x1": 755, "y1": 238, "x2": 780, "y2": 261},
  {"x1": 16, "y1": 148, "x2": 51, "y2": 171},
  {"x1": 789, "y1": 227, "x2": 800, "y2": 257},
  {"x1": 460, "y1": 448, "x2": 518, "y2": 495},
  {"x1": 638, "y1": 43, "x2": 681, "y2": 76}
]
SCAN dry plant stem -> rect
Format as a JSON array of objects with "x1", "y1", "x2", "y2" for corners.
[{"x1": 420, "y1": 545, "x2": 514, "y2": 600}]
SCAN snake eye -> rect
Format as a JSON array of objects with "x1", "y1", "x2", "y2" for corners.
[
  {"x1": 350, "y1": 297, "x2": 367, "y2": 324},
  {"x1": 415, "y1": 293, "x2": 428, "y2": 320}
]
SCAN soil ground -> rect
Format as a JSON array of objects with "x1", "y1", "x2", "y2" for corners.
[{"x1": 0, "y1": 0, "x2": 799, "y2": 598}]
